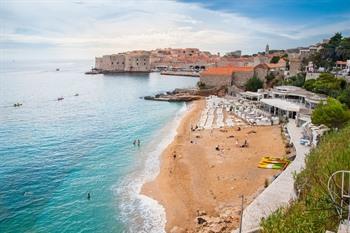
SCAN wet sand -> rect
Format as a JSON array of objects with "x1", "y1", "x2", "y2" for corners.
[{"x1": 141, "y1": 100, "x2": 287, "y2": 232}]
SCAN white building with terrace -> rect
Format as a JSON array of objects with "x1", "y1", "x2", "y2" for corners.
[
  {"x1": 269, "y1": 85, "x2": 326, "y2": 109},
  {"x1": 240, "y1": 86, "x2": 326, "y2": 123}
]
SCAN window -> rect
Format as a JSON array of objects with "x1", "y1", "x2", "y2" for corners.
[
  {"x1": 144, "y1": 63, "x2": 146, "y2": 65},
  {"x1": 111, "y1": 62, "x2": 114, "y2": 64},
  {"x1": 136, "y1": 63, "x2": 139, "y2": 65}
]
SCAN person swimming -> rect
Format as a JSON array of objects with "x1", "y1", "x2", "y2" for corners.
[
  {"x1": 87, "y1": 192, "x2": 91, "y2": 200},
  {"x1": 137, "y1": 139, "x2": 140, "y2": 147}
]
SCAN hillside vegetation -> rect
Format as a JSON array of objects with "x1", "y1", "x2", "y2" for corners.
[{"x1": 261, "y1": 124, "x2": 350, "y2": 233}]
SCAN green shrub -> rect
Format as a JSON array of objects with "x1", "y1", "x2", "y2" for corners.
[
  {"x1": 270, "y1": 56, "x2": 280, "y2": 64},
  {"x1": 304, "y1": 79, "x2": 316, "y2": 91},
  {"x1": 283, "y1": 73, "x2": 306, "y2": 87},
  {"x1": 303, "y1": 73, "x2": 346, "y2": 96},
  {"x1": 311, "y1": 97, "x2": 350, "y2": 128},
  {"x1": 337, "y1": 88, "x2": 350, "y2": 108},
  {"x1": 261, "y1": 124, "x2": 350, "y2": 232},
  {"x1": 245, "y1": 76, "x2": 263, "y2": 92},
  {"x1": 197, "y1": 81, "x2": 206, "y2": 89}
]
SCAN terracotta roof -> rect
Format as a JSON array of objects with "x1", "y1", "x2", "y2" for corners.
[
  {"x1": 201, "y1": 66, "x2": 254, "y2": 76},
  {"x1": 255, "y1": 63, "x2": 285, "y2": 69},
  {"x1": 336, "y1": 61, "x2": 347, "y2": 65},
  {"x1": 266, "y1": 63, "x2": 285, "y2": 68}
]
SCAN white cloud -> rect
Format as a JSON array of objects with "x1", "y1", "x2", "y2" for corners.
[{"x1": 0, "y1": 0, "x2": 349, "y2": 60}]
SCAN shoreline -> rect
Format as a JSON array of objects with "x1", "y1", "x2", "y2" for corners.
[
  {"x1": 115, "y1": 102, "x2": 192, "y2": 233},
  {"x1": 141, "y1": 99, "x2": 287, "y2": 232}
]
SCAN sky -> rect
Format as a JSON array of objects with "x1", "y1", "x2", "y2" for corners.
[{"x1": 0, "y1": 0, "x2": 350, "y2": 60}]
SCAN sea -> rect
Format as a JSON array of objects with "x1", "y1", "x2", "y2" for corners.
[{"x1": 0, "y1": 60, "x2": 199, "y2": 233}]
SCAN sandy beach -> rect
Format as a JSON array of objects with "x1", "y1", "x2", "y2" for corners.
[{"x1": 142, "y1": 100, "x2": 287, "y2": 232}]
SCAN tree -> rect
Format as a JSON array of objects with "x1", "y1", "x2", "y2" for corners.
[
  {"x1": 283, "y1": 73, "x2": 305, "y2": 87},
  {"x1": 328, "y1": 32, "x2": 343, "y2": 48},
  {"x1": 304, "y1": 79, "x2": 316, "y2": 91},
  {"x1": 337, "y1": 88, "x2": 350, "y2": 108},
  {"x1": 311, "y1": 98, "x2": 350, "y2": 128},
  {"x1": 197, "y1": 81, "x2": 206, "y2": 89},
  {"x1": 245, "y1": 76, "x2": 263, "y2": 92},
  {"x1": 336, "y1": 37, "x2": 350, "y2": 61},
  {"x1": 270, "y1": 56, "x2": 280, "y2": 64},
  {"x1": 306, "y1": 33, "x2": 350, "y2": 70},
  {"x1": 303, "y1": 73, "x2": 346, "y2": 96}
]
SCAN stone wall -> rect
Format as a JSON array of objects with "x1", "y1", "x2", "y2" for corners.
[
  {"x1": 95, "y1": 57, "x2": 103, "y2": 70},
  {"x1": 254, "y1": 67, "x2": 268, "y2": 81},
  {"x1": 95, "y1": 53, "x2": 151, "y2": 72},
  {"x1": 124, "y1": 54, "x2": 150, "y2": 72},
  {"x1": 200, "y1": 74, "x2": 232, "y2": 88},
  {"x1": 95, "y1": 54, "x2": 125, "y2": 71},
  {"x1": 289, "y1": 56, "x2": 302, "y2": 76},
  {"x1": 232, "y1": 71, "x2": 254, "y2": 88},
  {"x1": 305, "y1": 72, "x2": 320, "y2": 80},
  {"x1": 109, "y1": 54, "x2": 126, "y2": 71}
]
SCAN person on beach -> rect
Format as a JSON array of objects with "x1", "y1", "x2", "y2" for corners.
[
  {"x1": 244, "y1": 138, "x2": 248, "y2": 147},
  {"x1": 240, "y1": 138, "x2": 248, "y2": 148},
  {"x1": 235, "y1": 139, "x2": 239, "y2": 147},
  {"x1": 133, "y1": 140, "x2": 136, "y2": 146},
  {"x1": 137, "y1": 139, "x2": 140, "y2": 147}
]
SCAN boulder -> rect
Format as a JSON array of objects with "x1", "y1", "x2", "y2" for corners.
[
  {"x1": 209, "y1": 223, "x2": 226, "y2": 233},
  {"x1": 197, "y1": 210, "x2": 207, "y2": 216},
  {"x1": 197, "y1": 217, "x2": 208, "y2": 225},
  {"x1": 170, "y1": 226, "x2": 186, "y2": 233}
]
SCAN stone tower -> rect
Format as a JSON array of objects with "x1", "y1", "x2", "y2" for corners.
[{"x1": 265, "y1": 44, "x2": 270, "y2": 54}]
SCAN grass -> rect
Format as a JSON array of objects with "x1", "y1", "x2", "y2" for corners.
[{"x1": 261, "y1": 124, "x2": 350, "y2": 233}]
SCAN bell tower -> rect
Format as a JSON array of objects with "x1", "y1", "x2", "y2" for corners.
[{"x1": 265, "y1": 44, "x2": 270, "y2": 54}]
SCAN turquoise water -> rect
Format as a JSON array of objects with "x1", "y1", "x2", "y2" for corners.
[{"x1": 0, "y1": 60, "x2": 198, "y2": 233}]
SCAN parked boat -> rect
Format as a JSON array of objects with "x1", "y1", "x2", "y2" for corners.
[
  {"x1": 57, "y1": 97, "x2": 64, "y2": 101},
  {"x1": 13, "y1": 103, "x2": 22, "y2": 107}
]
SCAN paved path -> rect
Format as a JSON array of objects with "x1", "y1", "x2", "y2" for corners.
[{"x1": 233, "y1": 120, "x2": 311, "y2": 232}]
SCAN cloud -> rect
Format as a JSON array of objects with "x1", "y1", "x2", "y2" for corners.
[{"x1": 0, "y1": 0, "x2": 349, "y2": 60}]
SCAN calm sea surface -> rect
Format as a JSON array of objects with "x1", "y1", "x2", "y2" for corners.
[{"x1": 0, "y1": 60, "x2": 198, "y2": 233}]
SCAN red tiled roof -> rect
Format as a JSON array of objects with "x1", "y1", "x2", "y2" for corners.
[
  {"x1": 336, "y1": 61, "x2": 347, "y2": 65},
  {"x1": 255, "y1": 63, "x2": 285, "y2": 69},
  {"x1": 266, "y1": 63, "x2": 285, "y2": 68},
  {"x1": 201, "y1": 66, "x2": 254, "y2": 76}
]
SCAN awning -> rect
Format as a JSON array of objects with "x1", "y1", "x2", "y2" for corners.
[{"x1": 260, "y1": 98, "x2": 300, "y2": 112}]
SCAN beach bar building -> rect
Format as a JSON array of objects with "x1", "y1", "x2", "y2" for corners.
[
  {"x1": 260, "y1": 98, "x2": 300, "y2": 119},
  {"x1": 269, "y1": 86, "x2": 326, "y2": 109},
  {"x1": 257, "y1": 86, "x2": 326, "y2": 119},
  {"x1": 240, "y1": 91, "x2": 267, "y2": 101}
]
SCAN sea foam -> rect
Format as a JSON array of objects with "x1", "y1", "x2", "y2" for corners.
[{"x1": 113, "y1": 103, "x2": 189, "y2": 233}]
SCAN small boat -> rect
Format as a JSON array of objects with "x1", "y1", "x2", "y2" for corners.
[
  {"x1": 258, "y1": 156, "x2": 290, "y2": 170},
  {"x1": 74, "y1": 93, "x2": 79, "y2": 97},
  {"x1": 57, "y1": 97, "x2": 64, "y2": 101},
  {"x1": 13, "y1": 103, "x2": 23, "y2": 107},
  {"x1": 56, "y1": 68, "x2": 60, "y2": 71}
]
